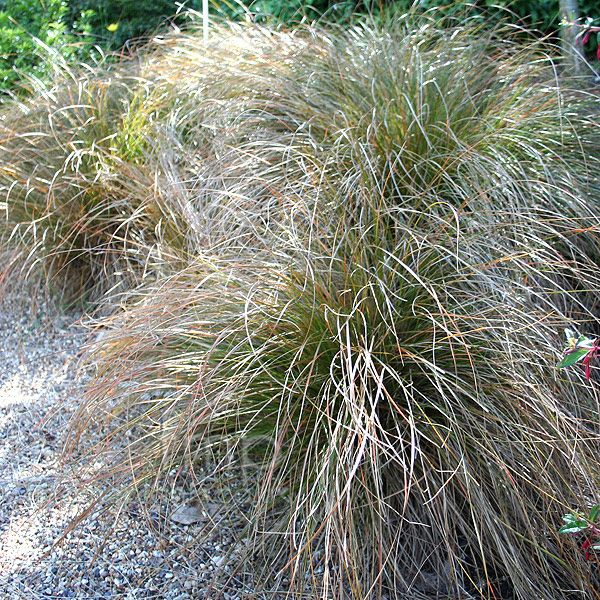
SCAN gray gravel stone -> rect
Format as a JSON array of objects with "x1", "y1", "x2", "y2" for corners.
[{"x1": 0, "y1": 287, "x2": 271, "y2": 600}]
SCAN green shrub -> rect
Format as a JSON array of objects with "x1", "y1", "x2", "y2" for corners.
[
  {"x1": 64, "y1": 0, "x2": 197, "y2": 50},
  {"x1": 0, "y1": 0, "x2": 93, "y2": 92}
]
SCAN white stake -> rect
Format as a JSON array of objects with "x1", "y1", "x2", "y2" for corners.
[{"x1": 203, "y1": 0, "x2": 209, "y2": 42}]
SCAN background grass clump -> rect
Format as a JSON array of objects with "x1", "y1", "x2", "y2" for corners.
[
  {"x1": 0, "y1": 66, "x2": 157, "y2": 298},
  {"x1": 4, "y1": 10, "x2": 600, "y2": 600}
]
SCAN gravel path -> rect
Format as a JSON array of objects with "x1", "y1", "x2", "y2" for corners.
[{"x1": 0, "y1": 291, "x2": 258, "y2": 600}]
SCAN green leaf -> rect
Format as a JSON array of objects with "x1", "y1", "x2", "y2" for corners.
[
  {"x1": 592, "y1": 544, "x2": 600, "y2": 550},
  {"x1": 559, "y1": 513, "x2": 589, "y2": 534},
  {"x1": 590, "y1": 505, "x2": 599, "y2": 522},
  {"x1": 564, "y1": 329, "x2": 594, "y2": 350},
  {"x1": 557, "y1": 348, "x2": 590, "y2": 368},
  {"x1": 558, "y1": 523, "x2": 589, "y2": 534},
  {"x1": 576, "y1": 334, "x2": 595, "y2": 348},
  {"x1": 562, "y1": 513, "x2": 578, "y2": 524}
]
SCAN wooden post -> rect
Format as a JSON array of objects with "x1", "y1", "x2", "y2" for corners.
[{"x1": 560, "y1": 0, "x2": 584, "y2": 75}]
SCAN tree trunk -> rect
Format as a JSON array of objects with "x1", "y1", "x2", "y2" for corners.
[{"x1": 560, "y1": 0, "x2": 584, "y2": 75}]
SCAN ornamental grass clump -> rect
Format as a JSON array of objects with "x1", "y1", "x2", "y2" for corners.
[
  {"x1": 80, "y1": 210, "x2": 600, "y2": 599},
  {"x1": 0, "y1": 65, "x2": 163, "y2": 299},
  {"x1": 7, "y1": 11, "x2": 600, "y2": 600}
]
